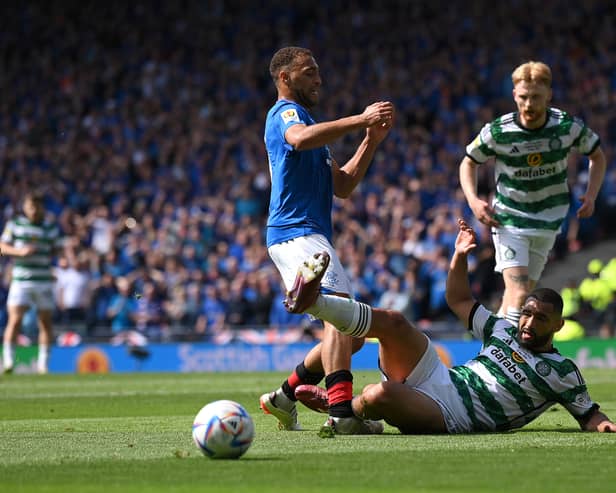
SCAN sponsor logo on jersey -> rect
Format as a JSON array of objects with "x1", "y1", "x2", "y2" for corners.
[
  {"x1": 510, "y1": 145, "x2": 520, "y2": 154},
  {"x1": 524, "y1": 141, "x2": 543, "y2": 152},
  {"x1": 527, "y1": 153, "x2": 543, "y2": 167},
  {"x1": 511, "y1": 351, "x2": 526, "y2": 364},
  {"x1": 513, "y1": 165, "x2": 556, "y2": 178},
  {"x1": 490, "y1": 347, "x2": 527, "y2": 384},
  {"x1": 535, "y1": 360, "x2": 551, "y2": 377},
  {"x1": 281, "y1": 108, "x2": 300, "y2": 124}
]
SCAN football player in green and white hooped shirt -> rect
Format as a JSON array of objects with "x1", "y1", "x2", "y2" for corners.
[
  {"x1": 289, "y1": 220, "x2": 616, "y2": 434},
  {"x1": 459, "y1": 61, "x2": 606, "y2": 329},
  {"x1": 1, "y1": 192, "x2": 62, "y2": 374}
]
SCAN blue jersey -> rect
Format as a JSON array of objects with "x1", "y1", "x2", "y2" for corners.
[{"x1": 264, "y1": 100, "x2": 333, "y2": 247}]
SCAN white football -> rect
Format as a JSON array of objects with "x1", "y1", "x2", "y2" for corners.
[{"x1": 192, "y1": 400, "x2": 255, "y2": 459}]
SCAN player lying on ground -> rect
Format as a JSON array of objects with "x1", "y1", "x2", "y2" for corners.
[{"x1": 288, "y1": 219, "x2": 616, "y2": 433}]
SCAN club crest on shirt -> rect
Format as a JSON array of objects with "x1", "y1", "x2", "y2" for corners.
[
  {"x1": 281, "y1": 108, "x2": 300, "y2": 124},
  {"x1": 504, "y1": 247, "x2": 516, "y2": 260},
  {"x1": 549, "y1": 136, "x2": 562, "y2": 150},
  {"x1": 535, "y1": 360, "x2": 551, "y2": 377}
]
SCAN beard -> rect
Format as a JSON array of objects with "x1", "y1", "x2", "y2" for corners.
[
  {"x1": 295, "y1": 89, "x2": 318, "y2": 109},
  {"x1": 515, "y1": 329, "x2": 553, "y2": 351}
]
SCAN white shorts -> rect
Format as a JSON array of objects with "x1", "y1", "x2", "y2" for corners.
[
  {"x1": 7, "y1": 282, "x2": 55, "y2": 311},
  {"x1": 492, "y1": 229, "x2": 557, "y2": 281},
  {"x1": 382, "y1": 339, "x2": 472, "y2": 434},
  {"x1": 268, "y1": 234, "x2": 353, "y2": 296}
]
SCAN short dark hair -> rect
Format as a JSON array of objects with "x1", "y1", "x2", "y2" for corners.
[
  {"x1": 526, "y1": 288, "x2": 563, "y2": 316},
  {"x1": 24, "y1": 191, "x2": 44, "y2": 204},
  {"x1": 269, "y1": 46, "x2": 313, "y2": 82}
]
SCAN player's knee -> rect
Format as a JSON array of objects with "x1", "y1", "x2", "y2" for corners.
[
  {"x1": 5, "y1": 316, "x2": 24, "y2": 331},
  {"x1": 383, "y1": 310, "x2": 413, "y2": 340},
  {"x1": 361, "y1": 382, "x2": 395, "y2": 409}
]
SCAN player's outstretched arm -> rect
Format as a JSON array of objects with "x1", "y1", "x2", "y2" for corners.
[
  {"x1": 445, "y1": 219, "x2": 478, "y2": 324},
  {"x1": 285, "y1": 101, "x2": 394, "y2": 151},
  {"x1": 581, "y1": 409, "x2": 616, "y2": 433}
]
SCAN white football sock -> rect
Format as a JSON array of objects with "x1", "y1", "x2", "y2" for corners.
[
  {"x1": 3, "y1": 342, "x2": 15, "y2": 369},
  {"x1": 306, "y1": 295, "x2": 372, "y2": 338},
  {"x1": 38, "y1": 344, "x2": 50, "y2": 373}
]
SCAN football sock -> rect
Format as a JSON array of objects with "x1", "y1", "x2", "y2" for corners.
[
  {"x1": 3, "y1": 341, "x2": 14, "y2": 369},
  {"x1": 38, "y1": 344, "x2": 49, "y2": 372},
  {"x1": 281, "y1": 362, "x2": 325, "y2": 401},
  {"x1": 326, "y1": 370, "x2": 354, "y2": 418},
  {"x1": 505, "y1": 307, "x2": 521, "y2": 327},
  {"x1": 306, "y1": 295, "x2": 372, "y2": 338}
]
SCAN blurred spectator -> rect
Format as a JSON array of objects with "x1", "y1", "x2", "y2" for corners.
[
  {"x1": 107, "y1": 277, "x2": 137, "y2": 334},
  {"x1": 553, "y1": 318, "x2": 586, "y2": 342},
  {"x1": 377, "y1": 276, "x2": 410, "y2": 313},
  {"x1": 196, "y1": 283, "x2": 227, "y2": 340},
  {"x1": 88, "y1": 272, "x2": 117, "y2": 335},
  {"x1": 163, "y1": 284, "x2": 199, "y2": 335},
  {"x1": 55, "y1": 251, "x2": 93, "y2": 334},
  {"x1": 249, "y1": 273, "x2": 275, "y2": 326},
  {"x1": 560, "y1": 278, "x2": 582, "y2": 320},
  {"x1": 131, "y1": 281, "x2": 167, "y2": 341},
  {"x1": 579, "y1": 260, "x2": 613, "y2": 315}
]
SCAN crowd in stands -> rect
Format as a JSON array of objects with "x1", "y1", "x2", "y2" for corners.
[{"x1": 1, "y1": 1, "x2": 616, "y2": 343}]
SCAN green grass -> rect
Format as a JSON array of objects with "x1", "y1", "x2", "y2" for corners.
[{"x1": 1, "y1": 370, "x2": 616, "y2": 493}]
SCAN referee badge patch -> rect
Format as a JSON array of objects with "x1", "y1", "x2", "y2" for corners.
[{"x1": 281, "y1": 108, "x2": 300, "y2": 124}]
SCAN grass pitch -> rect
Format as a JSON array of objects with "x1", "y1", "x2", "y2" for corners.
[{"x1": 1, "y1": 369, "x2": 615, "y2": 493}]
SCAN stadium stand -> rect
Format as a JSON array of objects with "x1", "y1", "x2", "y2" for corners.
[{"x1": 1, "y1": 1, "x2": 615, "y2": 342}]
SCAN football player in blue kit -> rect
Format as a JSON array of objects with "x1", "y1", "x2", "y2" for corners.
[{"x1": 259, "y1": 46, "x2": 395, "y2": 434}]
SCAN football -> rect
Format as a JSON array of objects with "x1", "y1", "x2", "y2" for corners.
[{"x1": 192, "y1": 400, "x2": 255, "y2": 459}]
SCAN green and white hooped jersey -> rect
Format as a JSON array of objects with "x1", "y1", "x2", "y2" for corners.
[
  {"x1": 466, "y1": 108, "x2": 600, "y2": 237},
  {"x1": 449, "y1": 304, "x2": 597, "y2": 432},
  {"x1": 1, "y1": 215, "x2": 61, "y2": 285}
]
